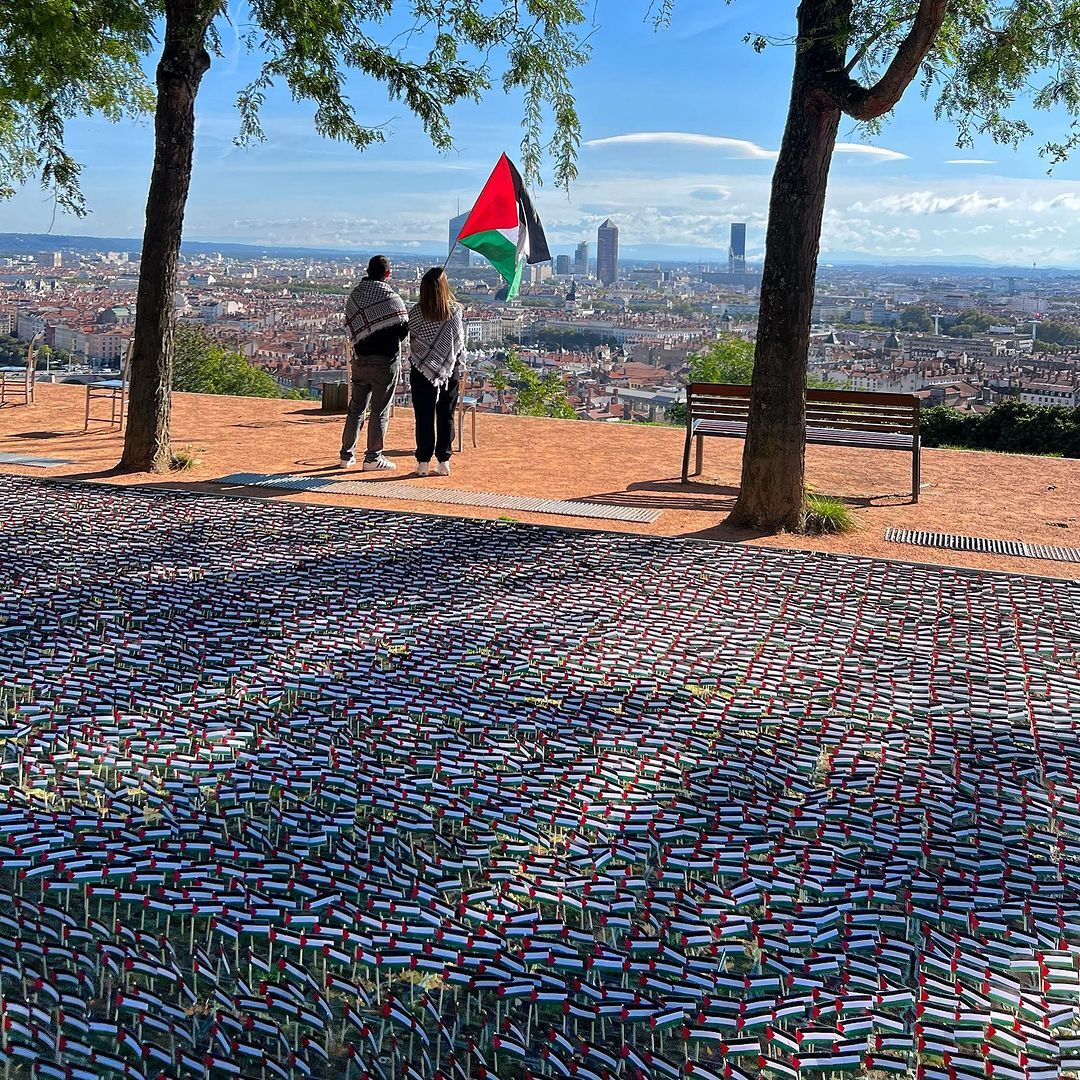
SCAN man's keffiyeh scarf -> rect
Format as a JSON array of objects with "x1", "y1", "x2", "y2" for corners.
[
  {"x1": 345, "y1": 279, "x2": 408, "y2": 347},
  {"x1": 408, "y1": 304, "x2": 466, "y2": 389}
]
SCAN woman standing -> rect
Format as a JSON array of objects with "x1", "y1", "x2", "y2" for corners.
[{"x1": 408, "y1": 267, "x2": 466, "y2": 476}]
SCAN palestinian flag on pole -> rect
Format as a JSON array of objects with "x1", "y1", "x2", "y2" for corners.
[{"x1": 456, "y1": 154, "x2": 550, "y2": 300}]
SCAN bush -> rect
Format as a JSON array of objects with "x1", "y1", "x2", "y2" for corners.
[
  {"x1": 173, "y1": 325, "x2": 296, "y2": 399},
  {"x1": 802, "y1": 494, "x2": 855, "y2": 535},
  {"x1": 503, "y1": 352, "x2": 577, "y2": 419},
  {"x1": 687, "y1": 338, "x2": 844, "y2": 389},
  {"x1": 921, "y1": 399, "x2": 1080, "y2": 457},
  {"x1": 920, "y1": 405, "x2": 974, "y2": 448}
]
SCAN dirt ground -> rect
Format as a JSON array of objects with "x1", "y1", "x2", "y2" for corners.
[{"x1": 2, "y1": 383, "x2": 1078, "y2": 580}]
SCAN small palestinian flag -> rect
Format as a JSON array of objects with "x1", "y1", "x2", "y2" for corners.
[{"x1": 456, "y1": 154, "x2": 550, "y2": 300}]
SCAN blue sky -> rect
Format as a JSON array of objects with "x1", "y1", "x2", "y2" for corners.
[{"x1": 4, "y1": 1, "x2": 1080, "y2": 264}]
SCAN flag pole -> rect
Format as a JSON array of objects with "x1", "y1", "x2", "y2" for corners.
[{"x1": 442, "y1": 241, "x2": 459, "y2": 271}]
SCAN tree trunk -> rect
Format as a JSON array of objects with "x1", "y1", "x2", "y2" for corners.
[
  {"x1": 727, "y1": 0, "x2": 850, "y2": 531},
  {"x1": 120, "y1": 1, "x2": 211, "y2": 472}
]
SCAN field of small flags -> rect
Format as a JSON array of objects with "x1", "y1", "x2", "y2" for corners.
[{"x1": 1, "y1": 474, "x2": 1080, "y2": 1080}]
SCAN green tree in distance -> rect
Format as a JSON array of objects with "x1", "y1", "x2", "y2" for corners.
[
  {"x1": 3, "y1": 0, "x2": 588, "y2": 473},
  {"x1": 652, "y1": 0, "x2": 1080, "y2": 532},
  {"x1": 490, "y1": 367, "x2": 510, "y2": 413},
  {"x1": 0, "y1": 336, "x2": 27, "y2": 365},
  {"x1": 688, "y1": 338, "x2": 756, "y2": 385},
  {"x1": 1035, "y1": 320, "x2": 1080, "y2": 347},
  {"x1": 689, "y1": 336, "x2": 844, "y2": 389},
  {"x1": 897, "y1": 306, "x2": 934, "y2": 333},
  {"x1": 172, "y1": 325, "x2": 312, "y2": 399},
  {"x1": 503, "y1": 352, "x2": 577, "y2": 419},
  {"x1": 945, "y1": 309, "x2": 995, "y2": 337}
]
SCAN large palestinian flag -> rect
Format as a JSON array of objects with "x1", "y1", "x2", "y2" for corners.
[{"x1": 456, "y1": 154, "x2": 550, "y2": 300}]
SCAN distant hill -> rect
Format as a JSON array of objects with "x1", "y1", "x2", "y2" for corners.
[
  {"x1": 1, "y1": 231, "x2": 1074, "y2": 275},
  {"x1": 0, "y1": 232, "x2": 440, "y2": 262}
]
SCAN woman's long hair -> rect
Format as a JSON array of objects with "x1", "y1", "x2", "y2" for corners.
[{"x1": 419, "y1": 267, "x2": 455, "y2": 323}]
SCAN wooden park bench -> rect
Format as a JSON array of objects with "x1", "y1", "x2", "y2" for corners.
[{"x1": 681, "y1": 383, "x2": 922, "y2": 501}]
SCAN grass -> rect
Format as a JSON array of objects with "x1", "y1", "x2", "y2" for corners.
[
  {"x1": 802, "y1": 492, "x2": 856, "y2": 535},
  {"x1": 169, "y1": 445, "x2": 201, "y2": 471},
  {"x1": 936, "y1": 443, "x2": 1064, "y2": 458}
]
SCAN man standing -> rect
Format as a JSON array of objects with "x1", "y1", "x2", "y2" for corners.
[{"x1": 340, "y1": 255, "x2": 409, "y2": 470}]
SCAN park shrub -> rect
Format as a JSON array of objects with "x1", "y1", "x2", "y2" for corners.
[
  {"x1": 802, "y1": 493, "x2": 855, "y2": 535},
  {"x1": 920, "y1": 399, "x2": 1080, "y2": 457}
]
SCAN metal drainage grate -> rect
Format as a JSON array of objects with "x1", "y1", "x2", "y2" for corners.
[
  {"x1": 214, "y1": 473, "x2": 660, "y2": 524},
  {"x1": 0, "y1": 452, "x2": 73, "y2": 467},
  {"x1": 885, "y1": 527, "x2": 1080, "y2": 564},
  {"x1": 214, "y1": 472, "x2": 342, "y2": 492}
]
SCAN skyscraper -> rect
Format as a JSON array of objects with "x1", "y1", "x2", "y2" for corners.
[
  {"x1": 574, "y1": 241, "x2": 589, "y2": 277},
  {"x1": 596, "y1": 220, "x2": 619, "y2": 285},
  {"x1": 448, "y1": 212, "x2": 471, "y2": 269},
  {"x1": 728, "y1": 222, "x2": 746, "y2": 274},
  {"x1": 555, "y1": 254, "x2": 571, "y2": 276}
]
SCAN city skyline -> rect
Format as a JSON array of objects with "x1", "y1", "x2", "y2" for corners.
[{"x1": 2, "y1": 3, "x2": 1080, "y2": 264}]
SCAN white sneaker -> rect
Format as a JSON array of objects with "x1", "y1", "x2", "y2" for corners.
[
  {"x1": 434, "y1": 460, "x2": 450, "y2": 476},
  {"x1": 416, "y1": 461, "x2": 429, "y2": 476},
  {"x1": 362, "y1": 455, "x2": 396, "y2": 472},
  {"x1": 339, "y1": 454, "x2": 355, "y2": 467}
]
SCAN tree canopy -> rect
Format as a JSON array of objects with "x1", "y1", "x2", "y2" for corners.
[
  {"x1": 504, "y1": 352, "x2": 577, "y2": 419},
  {"x1": 944, "y1": 309, "x2": 996, "y2": 337},
  {"x1": 1035, "y1": 319, "x2": 1080, "y2": 347},
  {"x1": 172, "y1": 325, "x2": 312, "y2": 399},
  {"x1": 1, "y1": 0, "x2": 589, "y2": 217},
  {"x1": 0, "y1": 0, "x2": 155, "y2": 213},
  {"x1": 897, "y1": 306, "x2": 934, "y2": 333},
  {"x1": 682, "y1": 1, "x2": 1080, "y2": 158},
  {"x1": 689, "y1": 337, "x2": 843, "y2": 389}
]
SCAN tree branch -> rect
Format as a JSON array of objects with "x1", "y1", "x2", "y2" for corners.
[{"x1": 821, "y1": 0, "x2": 949, "y2": 120}]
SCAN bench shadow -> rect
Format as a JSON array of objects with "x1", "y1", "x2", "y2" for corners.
[
  {"x1": 576, "y1": 477, "x2": 740, "y2": 513},
  {"x1": 6, "y1": 430, "x2": 85, "y2": 439},
  {"x1": 810, "y1": 490, "x2": 915, "y2": 508}
]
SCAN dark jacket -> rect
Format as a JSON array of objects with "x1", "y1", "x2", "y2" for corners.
[{"x1": 354, "y1": 321, "x2": 408, "y2": 360}]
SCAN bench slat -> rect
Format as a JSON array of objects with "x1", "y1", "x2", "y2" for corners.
[
  {"x1": 682, "y1": 382, "x2": 922, "y2": 500},
  {"x1": 692, "y1": 418, "x2": 913, "y2": 449}
]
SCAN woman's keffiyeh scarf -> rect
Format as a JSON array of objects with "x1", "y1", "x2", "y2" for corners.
[
  {"x1": 345, "y1": 279, "x2": 408, "y2": 347},
  {"x1": 408, "y1": 305, "x2": 466, "y2": 388}
]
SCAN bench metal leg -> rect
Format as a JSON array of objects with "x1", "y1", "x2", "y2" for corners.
[
  {"x1": 681, "y1": 428, "x2": 693, "y2": 483},
  {"x1": 695, "y1": 435, "x2": 703, "y2": 477},
  {"x1": 456, "y1": 405, "x2": 477, "y2": 452},
  {"x1": 912, "y1": 442, "x2": 921, "y2": 504}
]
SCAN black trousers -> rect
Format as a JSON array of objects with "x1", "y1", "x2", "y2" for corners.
[{"x1": 410, "y1": 368, "x2": 459, "y2": 463}]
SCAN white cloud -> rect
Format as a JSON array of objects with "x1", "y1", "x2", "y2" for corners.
[
  {"x1": 1031, "y1": 192, "x2": 1080, "y2": 212},
  {"x1": 585, "y1": 132, "x2": 778, "y2": 160},
  {"x1": 946, "y1": 159, "x2": 997, "y2": 166},
  {"x1": 833, "y1": 143, "x2": 909, "y2": 162},
  {"x1": 585, "y1": 132, "x2": 907, "y2": 163},
  {"x1": 851, "y1": 190, "x2": 1009, "y2": 216}
]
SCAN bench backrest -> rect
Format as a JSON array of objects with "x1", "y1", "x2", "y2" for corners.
[
  {"x1": 687, "y1": 382, "x2": 920, "y2": 435},
  {"x1": 24, "y1": 333, "x2": 42, "y2": 380}
]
